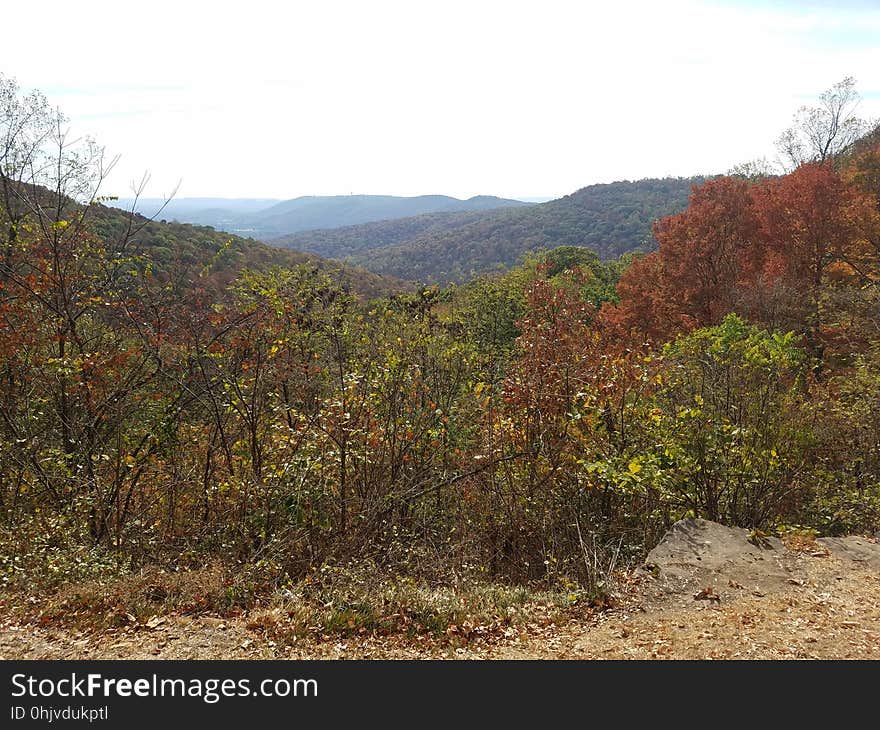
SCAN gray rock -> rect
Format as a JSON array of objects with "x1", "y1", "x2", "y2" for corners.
[
  {"x1": 818, "y1": 536, "x2": 880, "y2": 571},
  {"x1": 645, "y1": 518, "x2": 791, "y2": 594}
]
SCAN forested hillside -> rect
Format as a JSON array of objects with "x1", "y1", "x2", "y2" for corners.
[
  {"x1": 88, "y1": 203, "x2": 410, "y2": 299},
  {"x1": 113, "y1": 193, "x2": 530, "y2": 240},
  {"x1": 251, "y1": 193, "x2": 531, "y2": 238},
  {"x1": 109, "y1": 197, "x2": 281, "y2": 229},
  {"x1": 273, "y1": 177, "x2": 707, "y2": 282}
]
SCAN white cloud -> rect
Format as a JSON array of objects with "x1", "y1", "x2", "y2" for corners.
[{"x1": 4, "y1": 0, "x2": 879, "y2": 199}]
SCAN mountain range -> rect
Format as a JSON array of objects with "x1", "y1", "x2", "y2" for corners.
[
  {"x1": 111, "y1": 178, "x2": 708, "y2": 285},
  {"x1": 110, "y1": 194, "x2": 530, "y2": 240},
  {"x1": 91, "y1": 202, "x2": 409, "y2": 300},
  {"x1": 271, "y1": 177, "x2": 709, "y2": 283}
]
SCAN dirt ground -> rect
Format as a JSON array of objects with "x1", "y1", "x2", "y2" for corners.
[{"x1": 2, "y1": 520, "x2": 878, "y2": 660}]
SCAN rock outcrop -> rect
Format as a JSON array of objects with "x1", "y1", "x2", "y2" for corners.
[{"x1": 645, "y1": 518, "x2": 879, "y2": 598}]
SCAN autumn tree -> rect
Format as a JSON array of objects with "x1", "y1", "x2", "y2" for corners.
[
  {"x1": 754, "y1": 161, "x2": 872, "y2": 361},
  {"x1": 775, "y1": 77, "x2": 867, "y2": 171},
  {"x1": 605, "y1": 176, "x2": 760, "y2": 342}
]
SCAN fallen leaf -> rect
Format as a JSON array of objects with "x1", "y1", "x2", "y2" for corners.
[{"x1": 693, "y1": 587, "x2": 721, "y2": 603}]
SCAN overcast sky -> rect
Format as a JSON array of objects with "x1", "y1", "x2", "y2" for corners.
[{"x1": 4, "y1": 0, "x2": 879, "y2": 200}]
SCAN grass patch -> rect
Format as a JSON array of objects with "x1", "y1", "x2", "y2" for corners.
[
  {"x1": 3, "y1": 559, "x2": 608, "y2": 642},
  {"x1": 245, "y1": 566, "x2": 600, "y2": 643},
  {"x1": 6, "y1": 564, "x2": 264, "y2": 631}
]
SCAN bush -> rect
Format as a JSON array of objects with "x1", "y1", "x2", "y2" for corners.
[
  {"x1": 800, "y1": 352, "x2": 880, "y2": 535},
  {"x1": 651, "y1": 314, "x2": 811, "y2": 528}
]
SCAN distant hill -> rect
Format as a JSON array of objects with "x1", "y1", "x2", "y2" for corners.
[
  {"x1": 110, "y1": 198, "x2": 281, "y2": 229},
  {"x1": 90, "y1": 204, "x2": 409, "y2": 300},
  {"x1": 110, "y1": 194, "x2": 530, "y2": 239},
  {"x1": 271, "y1": 177, "x2": 709, "y2": 283}
]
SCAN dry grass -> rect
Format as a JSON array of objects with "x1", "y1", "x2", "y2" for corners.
[
  {"x1": 12, "y1": 565, "x2": 254, "y2": 631},
  {"x1": 244, "y1": 571, "x2": 592, "y2": 643},
  {"x1": 782, "y1": 530, "x2": 829, "y2": 555},
  {"x1": 2, "y1": 561, "x2": 594, "y2": 644}
]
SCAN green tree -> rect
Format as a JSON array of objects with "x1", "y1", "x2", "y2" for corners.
[{"x1": 653, "y1": 314, "x2": 809, "y2": 527}]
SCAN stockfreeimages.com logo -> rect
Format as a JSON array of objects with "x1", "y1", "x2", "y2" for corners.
[{"x1": 11, "y1": 673, "x2": 318, "y2": 705}]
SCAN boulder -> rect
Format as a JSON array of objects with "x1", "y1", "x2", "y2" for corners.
[
  {"x1": 818, "y1": 536, "x2": 880, "y2": 571},
  {"x1": 645, "y1": 518, "x2": 791, "y2": 594}
]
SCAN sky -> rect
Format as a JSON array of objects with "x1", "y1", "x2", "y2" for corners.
[{"x1": 3, "y1": 0, "x2": 879, "y2": 201}]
